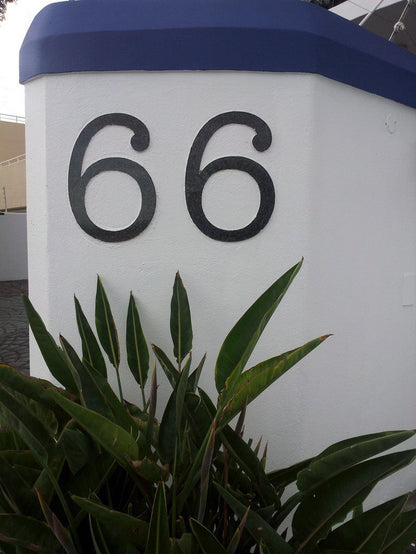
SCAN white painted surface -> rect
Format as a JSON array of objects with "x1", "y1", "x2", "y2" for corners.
[
  {"x1": 25, "y1": 71, "x2": 416, "y2": 498},
  {"x1": 331, "y1": 0, "x2": 401, "y2": 20},
  {"x1": 0, "y1": 212, "x2": 28, "y2": 280}
]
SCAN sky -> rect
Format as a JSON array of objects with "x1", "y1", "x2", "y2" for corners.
[{"x1": 0, "y1": 0, "x2": 60, "y2": 117}]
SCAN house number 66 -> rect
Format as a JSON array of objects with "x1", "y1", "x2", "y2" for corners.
[{"x1": 68, "y1": 111, "x2": 275, "y2": 243}]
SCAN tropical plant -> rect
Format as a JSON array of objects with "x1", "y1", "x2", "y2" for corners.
[{"x1": 0, "y1": 259, "x2": 415, "y2": 553}]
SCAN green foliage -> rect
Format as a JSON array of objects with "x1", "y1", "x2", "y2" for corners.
[{"x1": 0, "y1": 260, "x2": 415, "y2": 552}]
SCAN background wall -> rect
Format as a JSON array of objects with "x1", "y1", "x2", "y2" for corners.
[
  {"x1": 0, "y1": 156, "x2": 26, "y2": 211},
  {"x1": 25, "y1": 70, "x2": 416, "y2": 501},
  {"x1": 0, "y1": 213, "x2": 28, "y2": 280}
]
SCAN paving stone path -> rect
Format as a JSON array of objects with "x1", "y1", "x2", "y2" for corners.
[{"x1": 0, "y1": 280, "x2": 29, "y2": 375}]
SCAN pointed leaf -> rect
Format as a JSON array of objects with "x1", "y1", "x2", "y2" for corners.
[
  {"x1": 227, "y1": 506, "x2": 250, "y2": 554},
  {"x1": 170, "y1": 272, "x2": 192, "y2": 367},
  {"x1": 60, "y1": 338, "x2": 136, "y2": 432},
  {"x1": 66, "y1": 451, "x2": 115, "y2": 499},
  {"x1": 37, "y1": 491, "x2": 78, "y2": 554},
  {"x1": 47, "y1": 389, "x2": 140, "y2": 470},
  {"x1": 189, "y1": 354, "x2": 206, "y2": 392},
  {"x1": 199, "y1": 388, "x2": 278, "y2": 506},
  {"x1": 0, "y1": 364, "x2": 58, "y2": 407},
  {"x1": 215, "y1": 260, "x2": 303, "y2": 393},
  {"x1": 176, "y1": 424, "x2": 213, "y2": 513},
  {"x1": 268, "y1": 458, "x2": 314, "y2": 489},
  {"x1": 152, "y1": 344, "x2": 179, "y2": 388},
  {"x1": 75, "y1": 295, "x2": 107, "y2": 377},
  {"x1": 72, "y1": 495, "x2": 149, "y2": 547},
  {"x1": 90, "y1": 517, "x2": 112, "y2": 554},
  {"x1": 214, "y1": 483, "x2": 293, "y2": 554},
  {"x1": 320, "y1": 494, "x2": 408, "y2": 553},
  {"x1": 0, "y1": 514, "x2": 61, "y2": 552},
  {"x1": 0, "y1": 385, "x2": 55, "y2": 465},
  {"x1": 292, "y1": 450, "x2": 416, "y2": 552},
  {"x1": 60, "y1": 425, "x2": 95, "y2": 475},
  {"x1": 218, "y1": 336, "x2": 328, "y2": 427},
  {"x1": 190, "y1": 519, "x2": 227, "y2": 554},
  {"x1": 382, "y1": 509, "x2": 416, "y2": 554},
  {"x1": 0, "y1": 456, "x2": 41, "y2": 516},
  {"x1": 198, "y1": 420, "x2": 216, "y2": 520},
  {"x1": 145, "y1": 482, "x2": 170, "y2": 554},
  {"x1": 159, "y1": 360, "x2": 191, "y2": 462},
  {"x1": 95, "y1": 276, "x2": 120, "y2": 369},
  {"x1": 22, "y1": 295, "x2": 77, "y2": 392},
  {"x1": 126, "y1": 293, "x2": 149, "y2": 389},
  {"x1": 130, "y1": 457, "x2": 169, "y2": 482},
  {"x1": 298, "y1": 430, "x2": 416, "y2": 493},
  {"x1": 146, "y1": 364, "x2": 157, "y2": 449}
]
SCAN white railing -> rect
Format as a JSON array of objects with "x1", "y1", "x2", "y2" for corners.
[
  {"x1": 0, "y1": 154, "x2": 26, "y2": 168},
  {"x1": 0, "y1": 113, "x2": 25, "y2": 124}
]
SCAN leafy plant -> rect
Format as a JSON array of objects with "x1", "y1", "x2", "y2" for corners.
[{"x1": 0, "y1": 259, "x2": 415, "y2": 553}]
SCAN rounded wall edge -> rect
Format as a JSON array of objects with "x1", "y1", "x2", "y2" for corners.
[{"x1": 19, "y1": 0, "x2": 416, "y2": 109}]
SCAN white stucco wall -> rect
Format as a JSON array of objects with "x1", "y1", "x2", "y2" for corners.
[
  {"x1": 0, "y1": 212, "x2": 28, "y2": 281},
  {"x1": 25, "y1": 71, "x2": 416, "y2": 497}
]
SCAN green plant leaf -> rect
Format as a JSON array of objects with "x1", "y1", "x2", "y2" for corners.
[
  {"x1": 0, "y1": 385, "x2": 55, "y2": 466},
  {"x1": 268, "y1": 458, "x2": 314, "y2": 489},
  {"x1": 215, "y1": 260, "x2": 303, "y2": 394},
  {"x1": 170, "y1": 272, "x2": 192, "y2": 367},
  {"x1": 37, "y1": 491, "x2": 78, "y2": 554},
  {"x1": 199, "y1": 388, "x2": 278, "y2": 506},
  {"x1": 74, "y1": 295, "x2": 107, "y2": 377},
  {"x1": 214, "y1": 483, "x2": 293, "y2": 554},
  {"x1": 298, "y1": 430, "x2": 416, "y2": 493},
  {"x1": 72, "y1": 495, "x2": 149, "y2": 547},
  {"x1": 190, "y1": 519, "x2": 227, "y2": 554},
  {"x1": 60, "y1": 424, "x2": 95, "y2": 475},
  {"x1": 319, "y1": 494, "x2": 408, "y2": 553},
  {"x1": 47, "y1": 389, "x2": 140, "y2": 470},
  {"x1": 176, "y1": 424, "x2": 213, "y2": 513},
  {"x1": 90, "y1": 517, "x2": 112, "y2": 554},
  {"x1": 218, "y1": 336, "x2": 328, "y2": 427},
  {"x1": 152, "y1": 345, "x2": 180, "y2": 389},
  {"x1": 0, "y1": 364, "x2": 58, "y2": 408},
  {"x1": 227, "y1": 505, "x2": 250, "y2": 554},
  {"x1": 381, "y1": 509, "x2": 416, "y2": 554},
  {"x1": 22, "y1": 295, "x2": 77, "y2": 393},
  {"x1": 0, "y1": 514, "x2": 62, "y2": 552},
  {"x1": 189, "y1": 354, "x2": 206, "y2": 392},
  {"x1": 198, "y1": 420, "x2": 216, "y2": 520},
  {"x1": 292, "y1": 449, "x2": 416, "y2": 552},
  {"x1": 126, "y1": 292, "x2": 149, "y2": 389},
  {"x1": 59, "y1": 338, "x2": 137, "y2": 432},
  {"x1": 145, "y1": 482, "x2": 170, "y2": 554},
  {"x1": 0, "y1": 455, "x2": 41, "y2": 516},
  {"x1": 95, "y1": 276, "x2": 120, "y2": 370},
  {"x1": 66, "y1": 451, "x2": 115, "y2": 499},
  {"x1": 129, "y1": 457, "x2": 169, "y2": 482},
  {"x1": 159, "y1": 359, "x2": 191, "y2": 462},
  {"x1": 274, "y1": 492, "x2": 303, "y2": 529}
]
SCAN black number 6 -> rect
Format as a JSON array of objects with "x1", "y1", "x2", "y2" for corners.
[
  {"x1": 68, "y1": 113, "x2": 156, "y2": 242},
  {"x1": 185, "y1": 112, "x2": 275, "y2": 242}
]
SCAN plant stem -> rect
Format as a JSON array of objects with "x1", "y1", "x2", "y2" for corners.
[
  {"x1": 115, "y1": 368, "x2": 123, "y2": 403},
  {"x1": 171, "y1": 442, "x2": 178, "y2": 537},
  {"x1": 140, "y1": 385, "x2": 146, "y2": 412}
]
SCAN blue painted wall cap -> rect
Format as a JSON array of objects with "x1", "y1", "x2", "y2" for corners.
[{"x1": 20, "y1": 0, "x2": 416, "y2": 109}]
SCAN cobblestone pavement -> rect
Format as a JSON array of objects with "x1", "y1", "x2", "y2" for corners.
[{"x1": 0, "y1": 280, "x2": 29, "y2": 375}]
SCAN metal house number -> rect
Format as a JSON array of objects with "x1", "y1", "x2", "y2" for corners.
[{"x1": 68, "y1": 111, "x2": 275, "y2": 243}]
